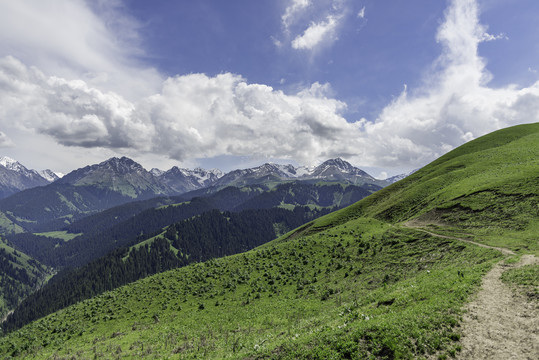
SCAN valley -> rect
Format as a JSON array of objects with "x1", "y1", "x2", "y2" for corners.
[{"x1": 0, "y1": 157, "x2": 383, "y2": 332}]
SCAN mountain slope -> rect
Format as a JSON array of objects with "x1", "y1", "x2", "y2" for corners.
[
  {"x1": 1, "y1": 123, "x2": 536, "y2": 359},
  {"x1": 57, "y1": 157, "x2": 171, "y2": 198},
  {"x1": 0, "y1": 157, "x2": 387, "y2": 234},
  {"x1": 0, "y1": 157, "x2": 202, "y2": 233},
  {"x1": 2, "y1": 206, "x2": 325, "y2": 333},
  {"x1": 0, "y1": 183, "x2": 139, "y2": 233},
  {"x1": 0, "y1": 238, "x2": 50, "y2": 319},
  {"x1": 6, "y1": 182, "x2": 376, "y2": 269}
]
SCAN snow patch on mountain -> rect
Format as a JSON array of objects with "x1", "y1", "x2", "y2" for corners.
[
  {"x1": 150, "y1": 168, "x2": 165, "y2": 177},
  {"x1": 0, "y1": 156, "x2": 26, "y2": 173},
  {"x1": 39, "y1": 169, "x2": 61, "y2": 182}
]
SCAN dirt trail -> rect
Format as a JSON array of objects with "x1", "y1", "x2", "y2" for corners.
[
  {"x1": 457, "y1": 254, "x2": 538, "y2": 360},
  {"x1": 402, "y1": 222, "x2": 515, "y2": 256},
  {"x1": 402, "y1": 223, "x2": 537, "y2": 359}
]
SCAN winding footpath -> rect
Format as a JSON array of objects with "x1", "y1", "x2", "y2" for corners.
[{"x1": 405, "y1": 225, "x2": 538, "y2": 359}]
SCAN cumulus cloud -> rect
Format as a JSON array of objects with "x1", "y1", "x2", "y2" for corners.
[
  {"x1": 135, "y1": 75, "x2": 356, "y2": 163},
  {"x1": 0, "y1": 56, "x2": 358, "y2": 165},
  {"x1": 358, "y1": 0, "x2": 539, "y2": 167},
  {"x1": 1, "y1": 0, "x2": 537, "y2": 172},
  {"x1": 0, "y1": 131, "x2": 13, "y2": 147},
  {"x1": 0, "y1": 56, "x2": 150, "y2": 150}
]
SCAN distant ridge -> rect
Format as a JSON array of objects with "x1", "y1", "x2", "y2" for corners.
[
  {"x1": 0, "y1": 156, "x2": 390, "y2": 234},
  {"x1": 0, "y1": 154, "x2": 404, "y2": 201},
  {"x1": 212, "y1": 158, "x2": 388, "y2": 188}
]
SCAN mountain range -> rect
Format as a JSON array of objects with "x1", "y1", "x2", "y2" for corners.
[{"x1": 0, "y1": 156, "x2": 396, "y2": 201}]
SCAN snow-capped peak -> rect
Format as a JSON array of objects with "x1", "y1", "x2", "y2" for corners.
[
  {"x1": 0, "y1": 156, "x2": 61, "y2": 183},
  {"x1": 0, "y1": 156, "x2": 25, "y2": 172}
]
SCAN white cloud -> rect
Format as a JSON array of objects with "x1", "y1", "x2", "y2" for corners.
[
  {"x1": 278, "y1": 0, "x2": 347, "y2": 52},
  {"x1": 0, "y1": 56, "x2": 358, "y2": 165},
  {"x1": 292, "y1": 15, "x2": 340, "y2": 50},
  {"x1": 480, "y1": 32, "x2": 507, "y2": 42},
  {"x1": 357, "y1": 6, "x2": 366, "y2": 19},
  {"x1": 0, "y1": 56, "x2": 150, "y2": 150},
  {"x1": 282, "y1": 0, "x2": 311, "y2": 33},
  {"x1": 0, "y1": 0, "x2": 161, "y2": 100},
  {"x1": 0, "y1": 0, "x2": 537, "y2": 174},
  {"x1": 137, "y1": 75, "x2": 354, "y2": 163}
]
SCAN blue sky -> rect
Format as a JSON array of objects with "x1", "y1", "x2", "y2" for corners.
[{"x1": 0, "y1": 0, "x2": 538, "y2": 178}]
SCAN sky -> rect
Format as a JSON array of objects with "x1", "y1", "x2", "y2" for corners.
[{"x1": 0, "y1": 0, "x2": 538, "y2": 178}]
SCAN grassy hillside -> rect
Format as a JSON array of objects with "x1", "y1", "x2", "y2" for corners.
[
  {"x1": 286, "y1": 123, "x2": 539, "y2": 254},
  {"x1": 0, "y1": 123, "x2": 537, "y2": 359}
]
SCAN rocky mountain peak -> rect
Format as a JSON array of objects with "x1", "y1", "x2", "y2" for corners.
[
  {"x1": 99, "y1": 157, "x2": 144, "y2": 174},
  {"x1": 317, "y1": 158, "x2": 354, "y2": 172}
]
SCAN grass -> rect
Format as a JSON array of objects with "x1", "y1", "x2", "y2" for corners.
[
  {"x1": 0, "y1": 218, "x2": 502, "y2": 359},
  {"x1": 33, "y1": 231, "x2": 82, "y2": 241},
  {"x1": 0, "y1": 212, "x2": 24, "y2": 234},
  {"x1": 501, "y1": 265, "x2": 539, "y2": 287},
  {"x1": 280, "y1": 123, "x2": 539, "y2": 254},
  {"x1": 501, "y1": 264, "x2": 539, "y2": 301},
  {"x1": 501, "y1": 261, "x2": 539, "y2": 306}
]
